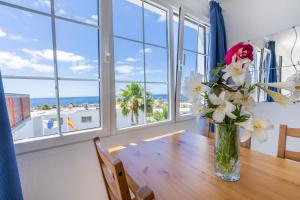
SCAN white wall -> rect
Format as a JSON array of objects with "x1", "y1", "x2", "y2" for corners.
[
  {"x1": 250, "y1": 102, "x2": 300, "y2": 156},
  {"x1": 17, "y1": 119, "x2": 201, "y2": 200},
  {"x1": 221, "y1": 0, "x2": 300, "y2": 47}
]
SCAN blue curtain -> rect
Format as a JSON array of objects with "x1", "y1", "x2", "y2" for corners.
[
  {"x1": 206, "y1": 1, "x2": 227, "y2": 132},
  {"x1": 0, "y1": 72, "x2": 23, "y2": 200},
  {"x1": 207, "y1": 0, "x2": 227, "y2": 81},
  {"x1": 266, "y1": 41, "x2": 278, "y2": 102}
]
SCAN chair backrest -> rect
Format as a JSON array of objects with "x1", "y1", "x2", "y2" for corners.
[
  {"x1": 94, "y1": 138, "x2": 131, "y2": 200},
  {"x1": 204, "y1": 120, "x2": 251, "y2": 149},
  {"x1": 278, "y1": 125, "x2": 300, "y2": 162},
  {"x1": 94, "y1": 137, "x2": 155, "y2": 200}
]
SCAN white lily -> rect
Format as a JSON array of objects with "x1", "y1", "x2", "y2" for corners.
[
  {"x1": 258, "y1": 86, "x2": 295, "y2": 105},
  {"x1": 237, "y1": 117, "x2": 273, "y2": 143},
  {"x1": 191, "y1": 103, "x2": 214, "y2": 117},
  {"x1": 259, "y1": 81, "x2": 300, "y2": 92},
  {"x1": 233, "y1": 89, "x2": 255, "y2": 107},
  {"x1": 222, "y1": 59, "x2": 251, "y2": 86},
  {"x1": 182, "y1": 72, "x2": 210, "y2": 102},
  {"x1": 209, "y1": 91, "x2": 237, "y2": 123}
]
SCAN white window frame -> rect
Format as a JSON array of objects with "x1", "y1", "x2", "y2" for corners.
[
  {"x1": 175, "y1": 7, "x2": 210, "y2": 122},
  {"x1": 3, "y1": 0, "x2": 210, "y2": 154},
  {"x1": 109, "y1": 0, "x2": 176, "y2": 134},
  {"x1": 4, "y1": 0, "x2": 111, "y2": 154}
]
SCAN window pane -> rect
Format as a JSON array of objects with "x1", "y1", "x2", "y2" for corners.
[
  {"x1": 3, "y1": 79, "x2": 58, "y2": 140},
  {"x1": 3, "y1": 0, "x2": 51, "y2": 13},
  {"x1": 197, "y1": 26, "x2": 205, "y2": 53},
  {"x1": 146, "y1": 83, "x2": 169, "y2": 123},
  {"x1": 206, "y1": 26, "x2": 210, "y2": 54},
  {"x1": 55, "y1": 0, "x2": 99, "y2": 26},
  {"x1": 197, "y1": 54, "x2": 205, "y2": 76},
  {"x1": 144, "y1": 2, "x2": 167, "y2": 46},
  {"x1": 180, "y1": 51, "x2": 198, "y2": 115},
  {"x1": 173, "y1": 15, "x2": 179, "y2": 72},
  {"x1": 182, "y1": 50, "x2": 197, "y2": 81},
  {"x1": 114, "y1": 38, "x2": 144, "y2": 81},
  {"x1": 59, "y1": 80, "x2": 100, "y2": 132},
  {"x1": 145, "y1": 45, "x2": 168, "y2": 82},
  {"x1": 56, "y1": 19, "x2": 99, "y2": 79},
  {"x1": 0, "y1": 6, "x2": 54, "y2": 77},
  {"x1": 183, "y1": 18, "x2": 198, "y2": 52},
  {"x1": 113, "y1": 0, "x2": 142, "y2": 41},
  {"x1": 116, "y1": 82, "x2": 145, "y2": 128}
]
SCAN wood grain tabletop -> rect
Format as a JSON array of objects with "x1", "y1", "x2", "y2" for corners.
[{"x1": 110, "y1": 132, "x2": 300, "y2": 200}]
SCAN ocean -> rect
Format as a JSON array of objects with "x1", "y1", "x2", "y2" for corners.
[{"x1": 30, "y1": 94, "x2": 169, "y2": 108}]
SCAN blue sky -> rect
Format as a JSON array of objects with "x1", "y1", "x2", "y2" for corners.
[{"x1": 0, "y1": 0, "x2": 203, "y2": 98}]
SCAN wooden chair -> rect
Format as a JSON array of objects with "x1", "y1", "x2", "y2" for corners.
[
  {"x1": 277, "y1": 125, "x2": 300, "y2": 162},
  {"x1": 204, "y1": 120, "x2": 251, "y2": 149},
  {"x1": 94, "y1": 137, "x2": 155, "y2": 200}
]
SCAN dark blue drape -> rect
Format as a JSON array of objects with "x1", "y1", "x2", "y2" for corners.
[
  {"x1": 207, "y1": 1, "x2": 227, "y2": 81},
  {"x1": 206, "y1": 1, "x2": 227, "y2": 132},
  {"x1": 0, "y1": 72, "x2": 23, "y2": 200},
  {"x1": 266, "y1": 41, "x2": 278, "y2": 102}
]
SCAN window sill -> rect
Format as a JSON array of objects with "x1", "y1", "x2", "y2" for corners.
[
  {"x1": 176, "y1": 114, "x2": 195, "y2": 122},
  {"x1": 116, "y1": 119, "x2": 174, "y2": 135},
  {"x1": 15, "y1": 128, "x2": 108, "y2": 155},
  {"x1": 14, "y1": 116, "x2": 197, "y2": 155}
]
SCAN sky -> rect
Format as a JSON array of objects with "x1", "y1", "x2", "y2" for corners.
[{"x1": 0, "y1": 0, "x2": 204, "y2": 98}]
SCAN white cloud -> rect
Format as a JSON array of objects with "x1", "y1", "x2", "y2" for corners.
[
  {"x1": 34, "y1": 0, "x2": 50, "y2": 8},
  {"x1": 126, "y1": 57, "x2": 141, "y2": 62},
  {"x1": 57, "y1": 50, "x2": 85, "y2": 62},
  {"x1": 70, "y1": 65, "x2": 94, "y2": 73},
  {"x1": 22, "y1": 49, "x2": 85, "y2": 62},
  {"x1": 91, "y1": 15, "x2": 98, "y2": 20},
  {"x1": 31, "y1": 63, "x2": 54, "y2": 72},
  {"x1": 0, "y1": 29, "x2": 7, "y2": 38},
  {"x1": 58, "y1": 9, "x2": 66, "y2": 15},
  {"x1": 115, "y1": 65, "x2": 135, "y2": 74},
  {"x1": 9, "y1": 35, "x2": 23, "y2": 40},
  {"x1": 0, "y1": 51, "x2": 53, "y2": 73},
  {"x1": 158, "y1": 15, "x2": 166, "y2": 22},
  {"x1": 116, "y1": 61, "x2": 124, "y2": 64},
  {"x1": 139, "y1": 48, "x2": 152, "y2": 53},
  {"x1": 74, "y1": 15, "x2": 98, "y2": 25},
  {"x1": 84, "y1": 19, "x2": 97, "y2": 25}
]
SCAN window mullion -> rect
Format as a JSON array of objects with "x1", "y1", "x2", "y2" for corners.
[
  {"x1": 175, "y1": 7, "x2": 185, "y2": 121},
  {"x1": 167, "y1": 8, "x2": 175, "y2": 122},
  {"x1": 50, "y1": 0, "x2": 62, "y2": 135},
  {"x1": 97, "y1": 0, "x2": 102, "y2": 131},
  {"x1": 101, "y1": 0, "x2": 115, "y2": 135},
  {"x1": 142, "y1": 1, "x2": 147, "y2": 125}
]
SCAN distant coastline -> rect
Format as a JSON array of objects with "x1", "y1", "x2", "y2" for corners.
[{"x1": 30, "y1": 94, "x2": 169, "y2": 108}]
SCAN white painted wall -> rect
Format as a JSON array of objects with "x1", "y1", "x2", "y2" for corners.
[
  {"x1": 220, "y1": 0, "x2": 300, "y2": 47},
  {"x1": 250, "y1": 102, "x2": 300, "y2": 156}
]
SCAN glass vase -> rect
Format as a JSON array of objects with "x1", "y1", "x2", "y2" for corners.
[{"x1": 214, "y1": 123, "x2": 240, "y2": 181}]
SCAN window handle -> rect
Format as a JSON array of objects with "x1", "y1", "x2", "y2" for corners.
[{"x1": 105, "y1": 52, "x2": 111, "y2": 64}]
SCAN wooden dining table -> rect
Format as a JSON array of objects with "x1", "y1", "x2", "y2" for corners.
[{"x1": 110, "y1": 131, "x2": 300, "y2": 200}]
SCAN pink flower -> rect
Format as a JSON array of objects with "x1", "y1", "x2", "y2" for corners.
[{"x1": 225, "y1": 42, "x2": 254, "y2": 65}]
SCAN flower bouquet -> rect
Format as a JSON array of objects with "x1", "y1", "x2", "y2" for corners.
[{"x1": 183, "y1": 42, "x2": 298, "y2": 181}]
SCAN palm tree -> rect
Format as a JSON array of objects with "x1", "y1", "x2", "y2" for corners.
[
  {"x1": 153, "y1": 105, "x2": 168, "y2": 121},
  {"x1": 117, "y1": 83, "x2": 154, "y2": 125}
]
